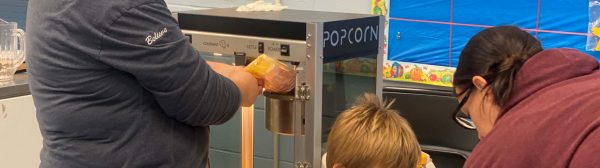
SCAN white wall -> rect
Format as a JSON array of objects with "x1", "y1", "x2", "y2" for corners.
[{"x1": 164, "y1": 0, "x2": 372, "y2": 14}]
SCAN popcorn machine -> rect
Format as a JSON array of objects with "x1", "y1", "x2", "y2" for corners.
[{"x1": 178, "y1": 8, "x2": 384, "y2": 168}]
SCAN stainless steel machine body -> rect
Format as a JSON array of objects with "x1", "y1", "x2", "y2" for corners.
[{"x1": 178, "y1": 8, "x2": 384, "y2": 168}]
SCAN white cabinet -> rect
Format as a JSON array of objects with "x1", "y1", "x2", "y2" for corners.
[{"x1": 0, "y1": 95, "x2": 41, "y2": 168}]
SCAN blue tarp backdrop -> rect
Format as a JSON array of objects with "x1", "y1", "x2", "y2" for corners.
[{"x1": 388, "y1": 0, "x2": 600, "y2": 67}]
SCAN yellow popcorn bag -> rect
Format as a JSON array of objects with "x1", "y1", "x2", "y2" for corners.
[{"x1": 244, "y1": 54, "x2": 296, "y2": 93}]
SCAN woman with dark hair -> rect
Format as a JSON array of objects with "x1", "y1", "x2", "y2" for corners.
[{"x1": 453, "y1": 26, "x2": 600, "y2": 167}]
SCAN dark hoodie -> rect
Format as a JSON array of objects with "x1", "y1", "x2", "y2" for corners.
[
  {"x1": 27, "y1": 0, "x2": 241, "y2": 167},
  {"x1": 464, "y1": 48, "x2": 600, "y2": 168}
]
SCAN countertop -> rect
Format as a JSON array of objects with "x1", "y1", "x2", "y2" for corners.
[{"x1": 0, "y1": 72, "x2": 30, "y2": 99}]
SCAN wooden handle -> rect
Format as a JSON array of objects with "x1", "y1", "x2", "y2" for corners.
[{"x1": 241, "y1": 106, "x2": 254, "y2": 168}]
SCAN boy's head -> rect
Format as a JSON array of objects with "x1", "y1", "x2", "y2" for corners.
[{"x1": 326, "y1": 93, "x2": 420, "y2": 168}]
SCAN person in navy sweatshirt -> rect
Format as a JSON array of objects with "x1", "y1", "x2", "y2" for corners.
[{"x1": 26, "y1": 0, "x2": 262, "y2": 167}]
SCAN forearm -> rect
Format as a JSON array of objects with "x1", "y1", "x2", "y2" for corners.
[
  {"x1": 207, "y1": 61, "x2": 259, "y2": 107},
  {"x1": 207, "y1": 61, "x2": 236, "y2": 77}
]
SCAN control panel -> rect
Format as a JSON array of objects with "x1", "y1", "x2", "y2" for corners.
[{"x1": 182, "y1": 30, "x2": 307, "y2": 63}]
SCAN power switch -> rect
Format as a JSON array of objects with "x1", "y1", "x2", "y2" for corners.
[
  {"x1": 258, "y1": 42, "x2": 264, "y2": 54},
  {"x1": 280, "y1": 44, "x2": 290, "y2": 56}
]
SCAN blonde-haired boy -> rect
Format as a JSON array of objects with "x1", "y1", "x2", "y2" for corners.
[{"x1": 323, "y1": 93, "x2": 434, "y2": 168}]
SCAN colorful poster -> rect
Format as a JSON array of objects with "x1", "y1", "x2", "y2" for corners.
[
  {"x1": 383, "y1": 60, "x2": 455, "y2": 87},
  {"x1": 371, "y1": 0, "x2": 387, "y2": 16},
  {"x1": 371, "y1": 0, "x2": 389, "y2": 59},
  {"x1": 588, "y1": 1, "x2": 600, "y2": 51}
]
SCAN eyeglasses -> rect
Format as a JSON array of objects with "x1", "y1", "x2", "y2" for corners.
[{"x1": 453, "y1": 88, "x2": 476, "y2": 130}]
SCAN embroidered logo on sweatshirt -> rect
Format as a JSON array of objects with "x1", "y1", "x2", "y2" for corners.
[{"x1": 146, "y1": 28, "x2": 168, "y2": 45}]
